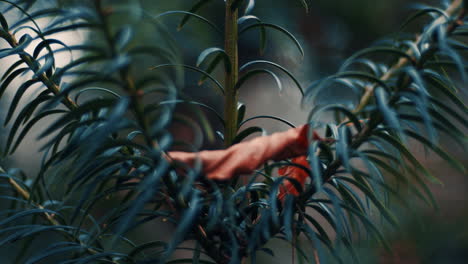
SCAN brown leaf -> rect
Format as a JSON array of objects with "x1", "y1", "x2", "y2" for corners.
[
  {"x1": 168, "y1": 125, "x2": 310, "y2": 180},
  {"x1": 277, "y1": 155, "x2": 310, "y2": 201}
]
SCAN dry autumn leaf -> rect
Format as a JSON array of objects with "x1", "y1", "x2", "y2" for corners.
[
  {"x1": 277, "y1": 155, "x2": 310, "y2": 201},
  {"x1": 168, "y1": 125, "x2": 314, "y2": 180}
]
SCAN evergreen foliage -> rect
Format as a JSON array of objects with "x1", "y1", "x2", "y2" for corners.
[{"x1": 0, "y1": 0, "x2": 466, "y2": 263}]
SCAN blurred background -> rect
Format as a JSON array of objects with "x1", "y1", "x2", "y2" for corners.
[{"x1": 0, "y1": 0, "x2": 467, "y2": 263}]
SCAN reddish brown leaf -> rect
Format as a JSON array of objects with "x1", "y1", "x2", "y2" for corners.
[
  {"x1": 277, "y1": 155, "x2": 310, "y2": 201},
  {"x1": 168, "y1": 125, "x2": 310, "y2": 180}
]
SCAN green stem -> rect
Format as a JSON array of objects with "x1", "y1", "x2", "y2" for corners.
[{"x1": 224, "y1": 0, "x2": 239, "y2": 147}]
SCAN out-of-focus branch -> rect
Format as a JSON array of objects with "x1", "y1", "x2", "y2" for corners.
[
  {"x1": 301, "y1": 1, "x2": 466, "y2": 201},
  {"x1": 354, "y1": 0, "x2": 464, "y2": 113}
]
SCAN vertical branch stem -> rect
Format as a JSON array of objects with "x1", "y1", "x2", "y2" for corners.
[{"x1": 224, "y1": 1, "x2": 239, "y2": 147}]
